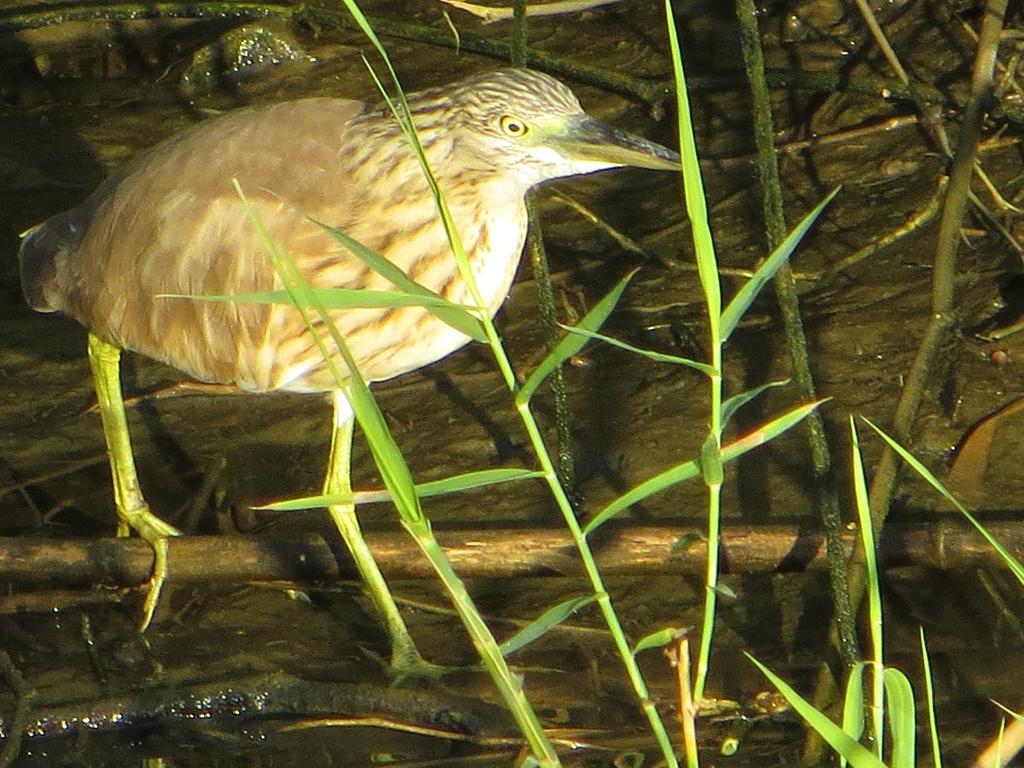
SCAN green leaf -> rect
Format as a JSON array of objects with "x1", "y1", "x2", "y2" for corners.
[
  {"x1": 850, "y1": 417, "x2": 884, "y2": 745},
  {"x1": 720, "y1": 187, "x2": 839, "y2": 342},
  {"x1": 556, "y1": 324, "x2": 716, "y2": 376},
  {"x1": 919, "y1": 629, "x2": 943, "y2": 768},
  {"x1": 311, "y1": 218, "x2": 488, "y2": 343},
  {"x1": 168, "y1": 287, "x2": 476, "y2": 312},
  {"x1": 584, "y1": 399, "x2": 826, "y2": 534},
  {"x1": 237, "y1": 181, "x2": 425, "y2": 526},
  {"x1": 699, "y1": 434, "x2": 723, "y2": 486},
  {"x1": 863, "y1": 417, "x2": 1024, "y2": 586},
  {"x1": 632, "y1": 626, "x2": 688, "y2": 656},
  {"x1": 747, "y1": 654, "x2": 886, "y2": 768},
  {"x1": 841, "y1": 662, "x2": 867, "y2": 768},
  {"x1": 734, "y1": 399, "x2": 828, "y2": 448},
  {"x1": 338, "y1": 0, "x2": 389, "y2": 54},
  {"x1": 516, "y1": 270, "x2": 636, "y2": 406},
  {"x1": 584, "y1": 458, "x2": 701, "y2": 535},
  {"x1": 712, "y1": 583, "x2": 735, "y2": 599},
  {"x1": 721, "y1": 380, "x2": 789, "y2": 428},
  {"x1": 499, "y1": 595, "x2": 597, "y2": 656},
  {"x1": 407, "y1": 468, "x2": 545, "y2": 498},
  {"x1": 664, "y1": 0, "x2": 719, "y2": 325},
  {"x1": 992, "y1": 700, "x2": 1024, "y2": 722},
  {"x1": 884, "y1": 668, "x2": 917, "y2": 768},
  {"x1": 261, "y1": 468, "x2": 545, "y2": 510},
  {"x1": 314, "y1": 220, "x2": 426, "y2": 291},
  {"x1": 344, "y1": 372, "x2": 423, "y2": 524}
]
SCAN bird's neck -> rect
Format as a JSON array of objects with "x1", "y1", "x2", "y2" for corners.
[{"x1": 340, "y1": 118, "x2": 530, "y2": 315}]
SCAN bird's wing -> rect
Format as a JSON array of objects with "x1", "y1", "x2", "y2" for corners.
[{"x1": 34, "y1": 98, "x2": 377, "y2": 389}]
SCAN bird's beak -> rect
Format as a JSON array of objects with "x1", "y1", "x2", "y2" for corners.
[{"x1": 550, "y1": 114, "x2": 680, "y2": 171}]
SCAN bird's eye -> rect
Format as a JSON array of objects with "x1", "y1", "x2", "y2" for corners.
[{"x1": 499, "y1": 115, "x2": 529, "y2": 137}]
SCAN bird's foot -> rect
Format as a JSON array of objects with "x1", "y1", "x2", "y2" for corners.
[
  {"x1": 119, "y1": 504, "x2": 182, "y2": 632},
  {"x1": 139, "y1": 536, "x2": 171, "y2": 632}
]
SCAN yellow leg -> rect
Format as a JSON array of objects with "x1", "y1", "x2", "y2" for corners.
[
  {"x1": 324, "y1": 390, "x2": 429, "y2": 678},
  {"x1": 87, "y1": 333, "x2": 181, "y2": 630}
]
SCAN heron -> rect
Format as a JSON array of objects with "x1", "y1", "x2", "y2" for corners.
[{"x1": 19, "y1": 67, "x2": 679, "y2": 674}]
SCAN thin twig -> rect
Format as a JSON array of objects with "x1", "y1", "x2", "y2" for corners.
[
  {"x1": 514, "y1": 1, "x2": 578, "y2": 494},
  {"x1": 440, "y1": 0, "x2": 625, "y2": 24},
  {"x1": 860, "y1": 0, "x2": 1007, "y2": 587},
  {"x1": 734, "y1": 0, "x2": 858, "y2": 669}
]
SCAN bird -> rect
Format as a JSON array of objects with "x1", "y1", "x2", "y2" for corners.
[{"x1": 18, "y1": 67, "x2": 679, "y2": 674}]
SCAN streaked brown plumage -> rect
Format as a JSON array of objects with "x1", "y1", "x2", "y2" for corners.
[
  {"x1": 18, "y1": 68, "x2": 678, "y2": 667},
  {"x1": 22, "y1": 69, "x2": 676, "y2": 394}
]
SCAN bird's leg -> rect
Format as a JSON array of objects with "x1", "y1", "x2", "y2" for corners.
[
  {"x1": 87, "y1": 333, "x2": 181, "y2": 630},
  {"x1": 323, "y1": 390, "x2": 429, "y2": 678}
]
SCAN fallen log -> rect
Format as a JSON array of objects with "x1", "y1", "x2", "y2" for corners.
[{"x1": 0, "y1": 519, "x2": 1018, "y2": 591}]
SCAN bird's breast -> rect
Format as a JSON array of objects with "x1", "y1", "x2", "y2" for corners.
[
  {"x1": 262, "y1": 184, "x2": 529, "y2": 392},
  {"x1": 469, "y1": 202, "x2": 530, "y2": 316}
]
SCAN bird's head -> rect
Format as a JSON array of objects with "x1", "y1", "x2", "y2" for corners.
[{"x1": 418, "y1": 68, "x2": 679, "y2": 189}]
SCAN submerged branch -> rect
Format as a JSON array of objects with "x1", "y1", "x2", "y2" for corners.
[
  {"x1": 0, "y1": 521, "x2": 1017, "y2": 596},
  {"x1": 5, "y1": 671, "x2": 516, "y2": 743},
  {"x1": 734, "y1": 0, "x2": 858, "y2": 670}
]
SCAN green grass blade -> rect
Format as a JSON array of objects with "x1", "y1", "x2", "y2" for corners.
[
  {"x1": 343, "y1": 369, "x2": 422, "y2": 523},
  {"x1": 720, "y1": 187, "x2": 839, "y2": 341},
  {"x1": 516, "y1": 270, "x2": 636, "y2": 406},
  {"x1": 556, "y1": 324, "x2": 717, "y2": 376},
  {"x1": 735, "y1": 399, "x2": 827, "y2": 448},
  {"x1": 312, "y1": 218, "x2": 487, "y2": 342},
  {"x1": 712, "y1": 582, "x2": 736, "y2": 599},
  {"x1": 406, "y1": 468, "x2": 545, "y2": 497},
  {"x1": 261, "y1": 468, "x2": 546, "y2": 510},
  {"x1": 863, "y1": 417, "x2": 1024, "y2": 585},
  {"x1": 994, "y1": 720, "x2": 1007, "y2": 767},
  {"x1": 169, "y1": 287, "x2": 476, "y2": 312},
  {"x1": 920, "y1": 628, "x2": 943, "y2": 768},
  {"x1": 666, "y1": 0, "x2": 722, "y2": 704},
  {"x1": 325, "y1": 11, "x2": 497, "y2": 372},
  {"x1": 585, "y1": 400, "x2": 824, "y2": 533},
  {"x1": 663, "y1": 1, "x2": 717, "y2": 322},
  {"x1": 992, "y1": 700, "x2": 1024, "y2": 722},
  {"x1": 721, "y1": 380, "x2": 789, "y2": 427},
  {"x1": 349, "y1": 40, "x2": 488, "y2": 340},
  {"x1": 314, "y1": 221, "x2": 411, "y2": 284},
  {"x1": 336, "y1": 0, "x2": 391, "y2": 60},
  {"x1": 747, "y1": 654, "x2": 886, "y2": 768},
  {"x1": 236, "y1": 183, "x2": 425, "y2": 525},
  {"x1": 883, "y1": 668, "x2": 917, "y2": 768},
  {"x1": 632, "y1": 627, "x2": 689, "y2": 656},
  {"x1": 585, "y1": 459, "x2": 702, "y2": 534},
  {"x1": 499, "y1": 595, "x2": 598, "y2": 656},
  {"x1": 841, "y1": 661, "x2": 868, "y2": 768},
  {"x1": 850, "y1": 418, "x2": 884, "y2": 753}
]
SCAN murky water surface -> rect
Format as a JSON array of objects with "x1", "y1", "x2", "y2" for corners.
[{"x1": 1, "y1": 0, "x2": 1023, "y2": 765}]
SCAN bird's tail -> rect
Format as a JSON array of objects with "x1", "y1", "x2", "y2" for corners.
[{"x1": 18, "y1": 213, "x2": 78, "y2": 313}]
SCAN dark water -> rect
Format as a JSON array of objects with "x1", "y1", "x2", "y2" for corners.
[{"x1": 0, "y1": 0, "x2": 1022, "y2": 765}]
